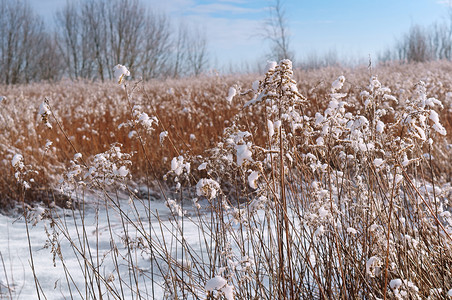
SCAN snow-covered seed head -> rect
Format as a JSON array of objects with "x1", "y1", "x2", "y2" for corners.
[
  {"x1": 196, "y1": 178, "x2": 220, "y2": 200},
  {"x1": 12, "y1": 154, "x2": 24, "y2": 169},
  {"x1": 113, "y1": 64, "x2": 130, "y2": 84},
  {"x1": 331, "y1": 75, "x2": 345, "y2": 92},
  {"x1": 38, "y1": 100, "x2": 52, "y2": 129}
]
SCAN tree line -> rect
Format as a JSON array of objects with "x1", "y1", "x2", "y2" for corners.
[
  {"x1": 0, "y1": 0, "x2": 208, "y2": 84},
  {"x1": 379, "y1": 18, "x2": 452, "y2": 63}
]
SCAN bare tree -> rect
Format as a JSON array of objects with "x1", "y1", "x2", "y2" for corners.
[
  {"x1": 264, "y1": 0, "x2": 294, "y2": 62},
  {"x1": 83, "y1": 0, "x2": 110, "y2": 80},
  {"x1": 139, "y1": 11, "x2": 173, "y2": 79},
  {"x1": 108, "y1": 0, "x2": 145, "y2": 72},
  {"x1": 56, "y1": 0, "x2": 92, "y2": 80},
  {"x1": 430, "y1": 22, "x2": 452, "y2": 60},
  {"x1": 56, "y1": 0, "x2": 176, "y2": 81},
  {"x1": 186, "y1": 27, "x2": 209, "y2": 76},
  {"x1": 1, "y1": 0, "x2": 211, "y2": 83},
  {"x1": 0, "y1": 0, "x2": 61, "y2": 84},
  {"x1": 171, "y1": 21, "x2": 189, "y2": 78},
  {"x1": 381, "y1": 21, "x2": 452, "y2": 64}
]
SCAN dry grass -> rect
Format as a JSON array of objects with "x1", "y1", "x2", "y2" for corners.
[
  {"x1": 1, "y1": 60, "x2": 452, "y2": 299},
  {"x1": 1, "y1": 62, "x2": 451, "y2": 208}
]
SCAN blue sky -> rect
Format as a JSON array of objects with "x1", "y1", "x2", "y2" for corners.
[{"x1": 30, "y1": 0, "x2": 451, "y2": 70}]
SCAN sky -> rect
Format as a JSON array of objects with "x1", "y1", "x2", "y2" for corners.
[{"x1": 29, "y1": 0, "x2": 452, "y2": 71}]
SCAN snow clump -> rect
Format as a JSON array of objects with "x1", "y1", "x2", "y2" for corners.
[
  {"x1": 366, "y1": 256, "x2": 381, "y2": 277},
  {"x1": 12, "y1": 154, "x2": 24, "y2": 169},
  {"x1": 235, "y1": 144, "x2": 252, "y2": 166},
  {"x1": 205, "y1": 275, "x2": 234, "y2": 300},
  {"x1": 38, "y1": 101, "x2": 52, "y2": 129},
  {"x1": 248, "y1": 171, "x2": 259, "y2": 189},
  {"x1": 159, "y1": 131, "x2": 168, "y2": 145},
  {"x1": 266, "y1": 61, "x2": 277, "y2": 72},
  {"x1": 226, "y1": 87, "x2": 236, "y2": 103},
  {"x1": 390, "y1": 278, "x2": 402, "y2": 290},
  {"x1": 113, "y1": 64, "x2": 130, "y2": 84},
  {"x1": 331, "y1": 75, "x2": 345, "y2": 92},
  {"x1": 198, "y1": 162, "x2": 207, "y2": 170},
  {"x1": 171, "y1": 156, "x2": 190, "y2": 176},
  {"x1": 196, "y1": 178, "x2": 220, "y2": 200}
]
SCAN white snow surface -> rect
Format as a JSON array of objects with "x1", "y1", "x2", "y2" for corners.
[{"x1": 0, "y1": 193, "x2": 204, "y2": 299}]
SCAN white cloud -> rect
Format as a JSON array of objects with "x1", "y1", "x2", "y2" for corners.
[
  {"x1": 188, "y1": 3, "x2": 261, "y2": 15},
  {"x1": 217, "y1": 0, "x2": 248, "y2": 3},
  {"x1": 437, "y1": 0, "x2": 452, "y2": 7}
]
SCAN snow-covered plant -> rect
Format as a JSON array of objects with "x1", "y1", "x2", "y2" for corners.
[
  {"x1": 113, "y1": 64, "x2": 130, "y2": 84},
  {"x1": 38, "y1": 100, "x2": 52, "y2": 129},
  {"x1": 85, "y1": 144, "x2": 132, "y2": 187},
  {"x1": 196, "y1": 178, "x2": 220, "y2": 200},
  {"x1": 119, "y1": 104, "x2": 159, "y2": 136},
  {"x1": 61, "y1": 144, "x2": 132, "y2": 192},
  {"x1": 11, "y1": 153, "x2": 36, "y2": 190}
]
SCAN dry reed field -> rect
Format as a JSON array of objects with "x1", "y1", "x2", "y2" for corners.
[{"x1": 1, "y1": 60, "x2": 452, "y2": 299}]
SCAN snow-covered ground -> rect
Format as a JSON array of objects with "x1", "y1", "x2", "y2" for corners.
[{"x1": 0, "y1": 192, "x2": 206, "y2": 299}]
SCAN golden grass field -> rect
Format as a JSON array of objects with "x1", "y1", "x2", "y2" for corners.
[{"x1": 1, "y1": 61, "x2": 450, "y2": 207}]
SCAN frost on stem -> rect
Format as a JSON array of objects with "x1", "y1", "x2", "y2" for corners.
[
  {"x1": 403, "y1": 81, "x2": 447, "y2": 141},
  {"x1": 166, "y1": 198, "x2": 185, "y2": 217},
  {"x1": 86, "y1": 144, "x2": 132, "y2": 186}
]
